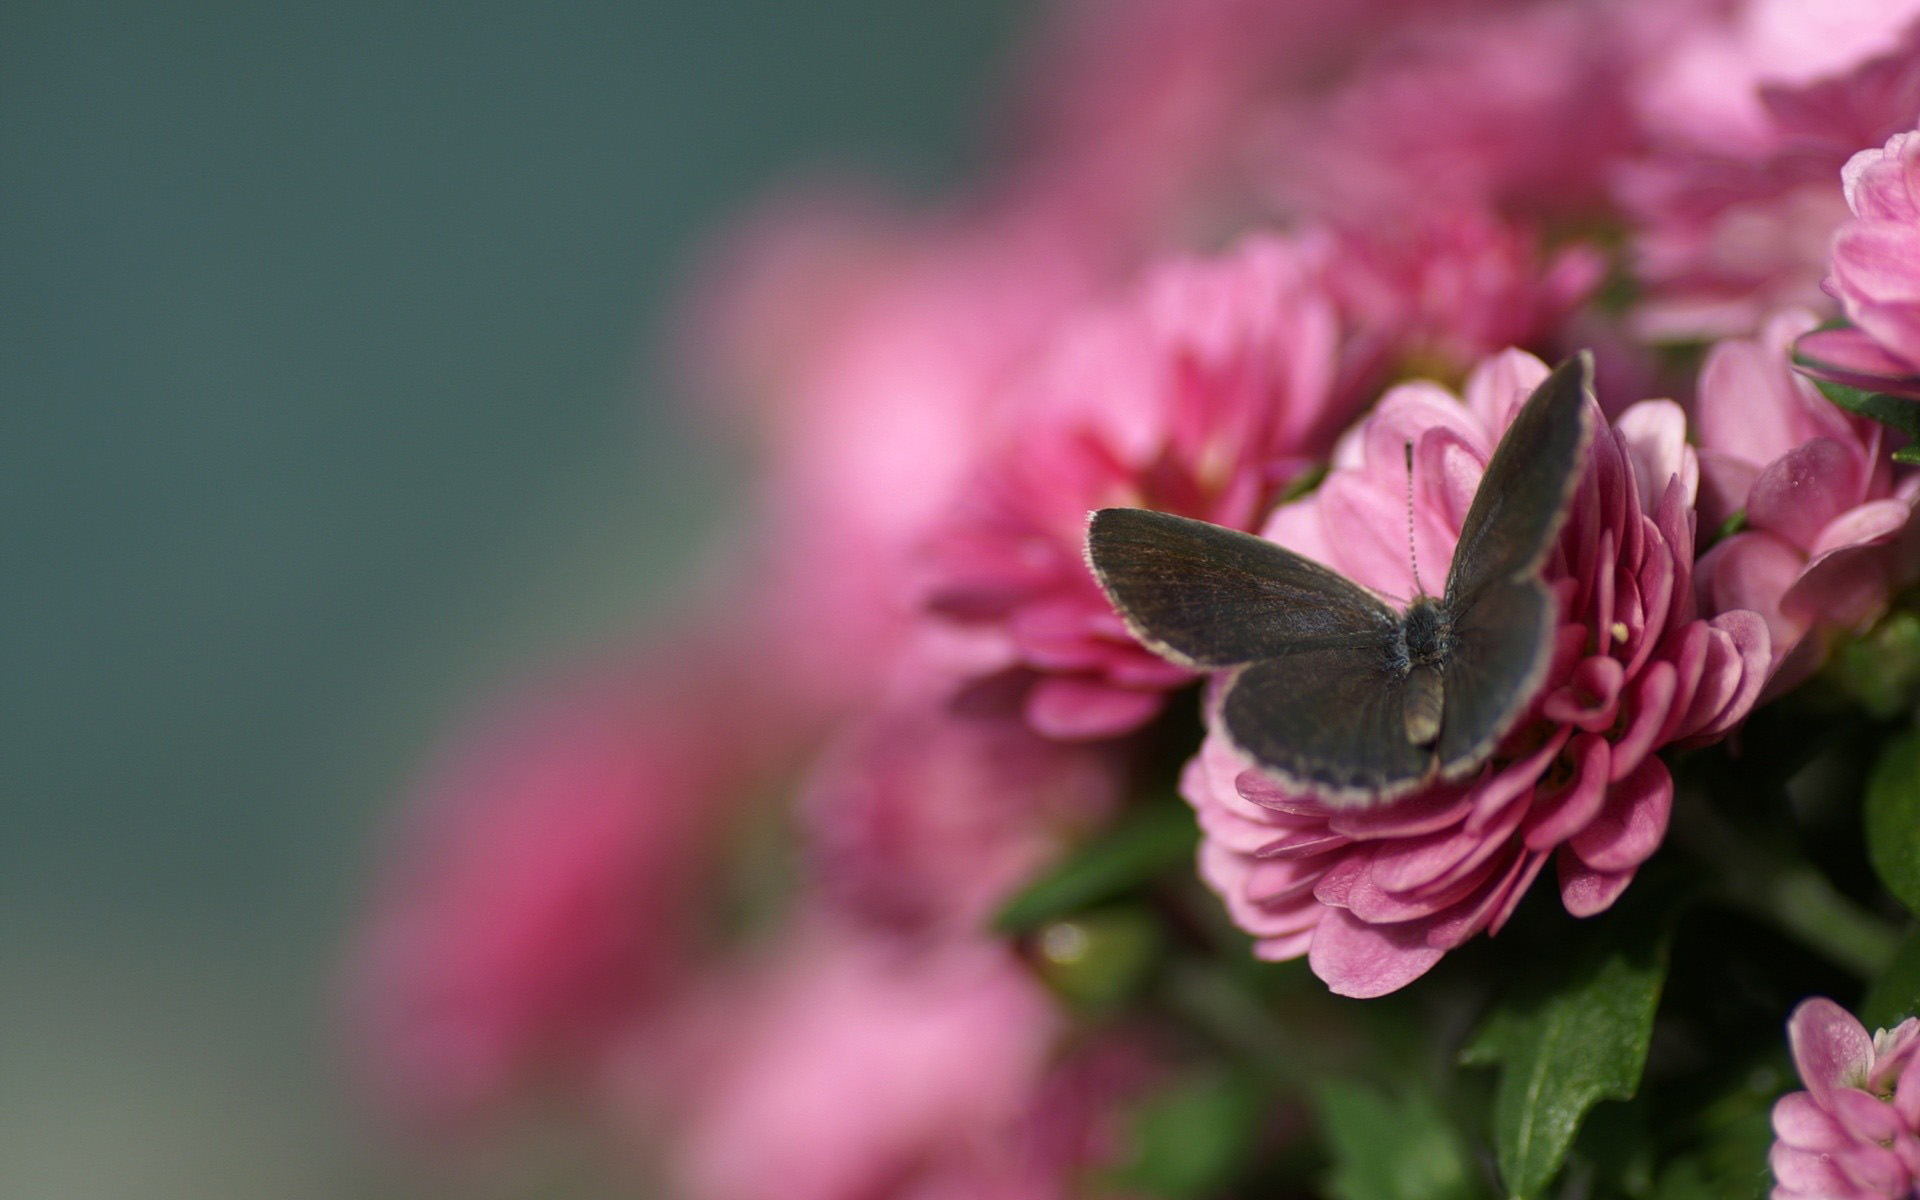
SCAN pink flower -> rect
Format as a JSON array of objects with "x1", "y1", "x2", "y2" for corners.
[
  {"x1": 624, "y1": 915, "x2": 1149, "y2": 1200},
  {"x1": 1266, "y1": 1, "x2": 1643, "y2": 224},
  {"x1": 1319, "y1": 210, "x2": 1606, "y2": 377},
  {"x1": 921, "y1": 233, "x2": 1361, "y2": 740},
  {"x1": 1004, "y1": 0, "x2": 1480, "y2": 255},
  {"x1": 1772, "y1": 997, "x2": 1920, "y2": 1199},
  {"x1": 339, "y1": 658, "x2": 752, "y2": 1139},
  {"x1": 1181, "y1": 351, "x2": 1771, "y2": 997},
  {"x1": 1695, "y1": 311, "x2": 1920, "y2": 689},
  {"x1": 684, "y1": 192, "x2": 1118, "y2": 717},
  {"x1": 1621, "y1": 0, "x2": 1920, "y2": 337},
  {"x1": 801, "y1": 691, "x2": 1124, "y2": 934},
  {"x1": 1800, "y1": 128, "x2": 1920, "y2": 398}
]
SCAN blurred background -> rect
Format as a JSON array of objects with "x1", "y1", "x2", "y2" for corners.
[{"x1": 1, "y1": 4, "x2": 1025, "y2": 1194}]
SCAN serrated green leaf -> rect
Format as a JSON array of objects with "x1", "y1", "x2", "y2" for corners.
[
  {"x1": 1109, "y1": 1071, "x2": 1263, "y2": 1199},
  {"x1": 1863, "y1": 925, "x2": 1920, "y2": 1029},
  {"x1": 1461, "y1": 908, "x2": 1675, "y2": 1199},
  {"x1": 993, "y1": 802, "x2": 1196, "y2": 932},
  {"x1": 1314, "y1": 1079, "x2": 1481, "y2": 1200},
  {"x1": 1866, "y1": 730, "x2": 1920, "y2": 918}
]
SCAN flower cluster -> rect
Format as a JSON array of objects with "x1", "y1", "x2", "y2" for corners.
[
  {"x1": 1185, "y1": 352, "x2": 1768, "y2": 996},
  {"x1": 341, "y1": 1, "x2": 1920, "y2": 1196}
]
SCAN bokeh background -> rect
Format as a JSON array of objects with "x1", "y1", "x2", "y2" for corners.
[{"x1": 1, "y1": 4, "x2": 1027, "y2": 1194}]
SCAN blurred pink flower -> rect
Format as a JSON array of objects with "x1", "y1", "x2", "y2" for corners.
[
  {"x1": 1320, "y1": 210, "x2": 1606, "y2": 377},
  {"x1": 1004, "y1": 0, "x2": 1502, "y2": 256},
  {"x1": 340, "y1": 656, "x2": 756, "y2": 1140},
  {"x1": 1182, "y1": 352, "x2": 1771, "y2": 997},
  {"x1": 1695, "y1": 311, "x2": 1920, "y2": 689},
  {"x1": 801, "y1": 690, "x2": 1124, "y2": 934},
  {"x1": 1267, "y1": 1, "x2": 1641, "y2": 224},
  {"x1": 626, "y1": 915, "x2": 1146, "y2": 1200},
  {"x1": 715, "y1": 201, "x2": 1114, "y2": 715},
  {"x1": 1622, "y1": 0, "x2": 1920, "y2": 337},
  {"x1": 921, "y1": 234, "x2": 1359, "y2": 740},
  {"x1": 1772, "y1": 997, "x2": 1920, "y2": 1199},
  {"x1": 1800, "y1": 127, "x2": 1920, "y2": 398}
]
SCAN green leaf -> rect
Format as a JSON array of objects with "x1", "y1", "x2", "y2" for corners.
[
  {"x1": 1109, "y1": 1070, "x2": 1263, "y2": 1199},
  {"x1": 1314, "y1": 1079, "x2": 1481, "y2": 1200},
  {"x1": 993, "y1": 801, "x2": 1197, "y2": 932},
  {"x1": 1864, "y1": 925, "x2": 1920, "y2": 1029},
  {"x1": 1461, "y1": 905, "x2": 1676, "y2": 1199},
  {"x1": 1866, "y1": 729, "x2": 1920, "y2": 918},
  {"x1": 1811, "y1": 378, "x2": 1920, "y2": 449}
]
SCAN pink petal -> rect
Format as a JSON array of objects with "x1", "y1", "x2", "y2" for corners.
[
  {"x1": 1781, "y1": 498, "x2": 1919, "y2": 629},
  {"x1": 1523, "y1": 733, "x2": 1611, "y2": 850},
  {"x1": 1565, "y1": 758, "x2": 1672, "y2": 872},
  {"x1": 1769, "y1": 1143, "x2": 1856, "y2": 1197},
  {"x1": 1307, "y1": 908, "x2": 1448, "y2": 998},
  {"x1": 1830, "y1": 1087, "x2": 1903, "y2": 1144},
  {"x1": 1674, "y1": 611, "x2": 1771, "y2": 743},
  {"x1": 1697, "y1": 531, "x2": 1807, "y2": 658},
  {"x1": 1543, "y1": 657, "x2": 1626, "y2": 731},
  {"x1": 1747, "y1": 439, "x2": 1867, "y2": 550},
  {"x1": 1796, "y1": 325, "x2": 1920, "y2": 395},
  {"x1": 1699, "y1": 335, "x2": 1810, "y2": 468},
  {"x1": 1555, "y1": 848, "x2": 1636, "y2": 917},
  {"x1": 1789, "y1": 998, "x2": 1875, "y2": 1105},
  {"x1": 1697, "y1": 450, "x2": 1761, "y2": 531},
  {"x1": 1773, "y1": 1091, "x2": 1847, "y2": 1153},
  {"x1": 1609, "y1": 662, "x2": 1676, "y2": 782},
  {"x1": 1616, "y1": 399, "x2": 1696, "y2": 515},
  {"x1": 1024, "y1": 676, "x2": 1162, "y2": 740}
]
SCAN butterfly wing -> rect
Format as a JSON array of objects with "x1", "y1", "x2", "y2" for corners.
[
  {"x1": 1436, "y1": 355, "x2": 1595, "y2": 773},
  {"x1": 1086, "y1": 508, "x2": 1398, "y2": 669},
  {"x1": 1443, "y1": 354, "x2": 1595, "y2": 604},
  {"x1": 1222, "y1": 651, "x2": 1437, "y2": 802},
  {"x1": 1435, "y1": 576, "x2": 1558, "y2": 772}
]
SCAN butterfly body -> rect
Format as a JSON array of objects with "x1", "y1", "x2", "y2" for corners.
[
  {"x1": 1086, "y1": 355, "x2": 1595, "y2": 808},
  {"x1": 1397, "y1": 597, "x2": 1449, "y2": 747}
]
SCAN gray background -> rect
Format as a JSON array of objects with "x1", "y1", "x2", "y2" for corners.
[{"x1": 1, "y1": 3, "x2": 1024, "y2": 1194}]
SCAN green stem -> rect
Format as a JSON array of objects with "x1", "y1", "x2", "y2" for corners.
[
  {"x1": 1735, "y1": 861, "x2": 1900, "y2": 981},
  {"x1": 1673, "y1": 794, "x2": 1900, "y2": 979}
]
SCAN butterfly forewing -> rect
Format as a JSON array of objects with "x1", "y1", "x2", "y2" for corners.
[
  {"x1": 1222, "y1": 649, "x2": 1435, "y2": 799},
  {"x1": 1443, "y1": 354, "x2": 1595, "y2": 610},
  {"x1": 1086, "y1": 508, "x2": 1398, "y2": 670}
]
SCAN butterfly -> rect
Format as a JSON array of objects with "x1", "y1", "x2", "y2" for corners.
[{"x1": 1085, "y1": 354, "x2": 1595, "y2": 807}]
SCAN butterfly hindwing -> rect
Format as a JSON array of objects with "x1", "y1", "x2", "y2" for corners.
[
  {"x1": 1436, "y1": 575, "x2": 1558, "y2": 774},
  {"x1": 1221, "y1": 648, "x2": 1436, "y2": 800},
  {"x1": 1086, "y1": 508, "x2": 1398, "y2": 670}
]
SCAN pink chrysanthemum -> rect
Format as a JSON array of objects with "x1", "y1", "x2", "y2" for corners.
[
  {"x1": 921, "y1": 234, "x2": 1360, "y2": 741},
  {"x1": 340, "y1": 659, "x2": 750, "y2": 1138},
  {"x1": 1800, "y1": 127, "x2": 1920, "y2": 399},
  {"x1": 620, "y1": 914, "x2": 1152, "y2": 1200},
  {"x1": 1695, "y1": 311, "x2": 1920, "y2": 690},
  {"x1": 1319, "y1": 210, "x2": 1606, "y2": 377},
  {"x1": 1772, "y1": 997, "x2": 1920, "y2": 1199},
  {"x1": 800, "y1": 690, "x2": 1123, "y2": 934},
  {"x1": 1621, "y1": 0, "x2": 1920, "y2": 337},
  {"x1": 1267, "y1": 1, "x2": 1641, "y2": 224},
  {"x1": 1181, "y1": 351, "x2": 1770, "y2": 997}
]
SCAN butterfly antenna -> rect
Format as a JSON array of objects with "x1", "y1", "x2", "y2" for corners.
[{"x1": 1404, "y1": 440, "x2": 1426, "y2": 597}]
